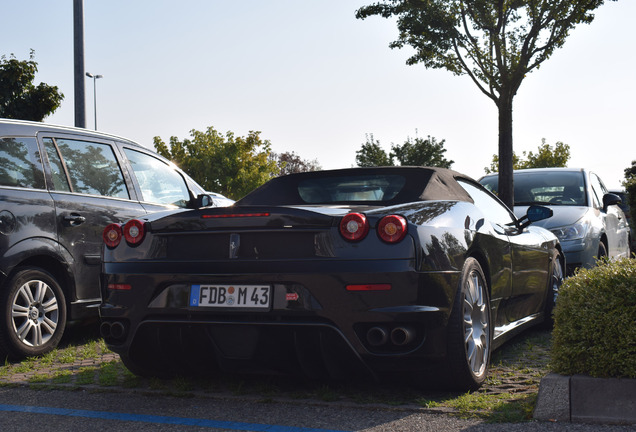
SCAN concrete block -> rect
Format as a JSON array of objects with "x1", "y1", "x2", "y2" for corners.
[
  {"x1": 571, "y1": 374, "x2": 636, "y2": 425},
  {"x1": 533, "y1": 373, "x2": 571, "y2": 422}
]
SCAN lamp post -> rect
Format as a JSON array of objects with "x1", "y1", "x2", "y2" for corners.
[{"x1": 85, "y1": 72, "x2": 103, "y2": 130}]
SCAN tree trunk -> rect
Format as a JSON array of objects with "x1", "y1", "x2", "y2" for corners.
[{"x1": 497, "y1": 96, "x2": 514, "y2": 210}]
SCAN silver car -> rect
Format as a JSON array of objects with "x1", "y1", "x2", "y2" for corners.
[{"x1": 480, "y1": 168, "x2": 630, "y2": 275}]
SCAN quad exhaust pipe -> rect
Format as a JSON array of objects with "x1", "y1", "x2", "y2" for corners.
[{"x1": 366, "y1": 325, "x2": 416, "y2": 347}]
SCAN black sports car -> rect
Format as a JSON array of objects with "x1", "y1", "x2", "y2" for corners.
[{"x1": 100, "y1": 167, "x2": 563, "y2": 390}]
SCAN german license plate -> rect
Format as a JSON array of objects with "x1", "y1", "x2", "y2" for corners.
[{"x1": 189, "y1": 284, "x2": 271, "y2": 309}]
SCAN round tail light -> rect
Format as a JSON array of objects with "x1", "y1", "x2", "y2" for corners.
[
  {"x1": 103, "y1": 223, "x2": 122, "y2": 248},
  {"x1": 377, "y1": 215, "x2": 407, "y2": 243},
  {"x1": 123, "y1": 219, "x2": 146, "y2": 245},
  {"x1": 340, "y1": 213, "x2": 369, "y2": 241}
]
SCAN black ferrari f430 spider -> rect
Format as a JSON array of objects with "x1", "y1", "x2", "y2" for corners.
[{"x1": 100, "y1": 167, "x2": 563, "y2": 390}]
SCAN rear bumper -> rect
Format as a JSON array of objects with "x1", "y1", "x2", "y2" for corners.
[{"x1": 100, "y1": 259, "x2": 460, "y2": 370}]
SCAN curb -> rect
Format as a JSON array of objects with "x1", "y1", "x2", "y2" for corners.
[{"x1": 533, "y1": 373, "x2": 636, "y2": 425}]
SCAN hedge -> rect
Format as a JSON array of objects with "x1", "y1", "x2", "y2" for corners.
[{"x1": 550, "y1": 257, "x2": 636, "y2": 378}]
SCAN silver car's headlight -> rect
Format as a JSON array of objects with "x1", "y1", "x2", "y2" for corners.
[{"x1": 550, "y1": 222, "x2": 590, "y2": 241}]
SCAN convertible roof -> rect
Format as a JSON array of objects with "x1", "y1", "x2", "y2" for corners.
[{"x1": 236, "y1": 166, "x2": 475, "y2": 206}]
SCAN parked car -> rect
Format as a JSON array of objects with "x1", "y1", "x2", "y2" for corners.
[
  {"x1": 100, "y1": 166, "x2": 563, "y2": 390},
  {"x1": 609, "y1": 189, "x2": 634, "y2": 255},
  {"x1": 0, "y1": 118, "x2": 211, "y2": 360},
  {"x1": 480, "y1": 168, "x2": 630, "y2": 275}
]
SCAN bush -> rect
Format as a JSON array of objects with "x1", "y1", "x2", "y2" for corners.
[{"x1": 550, "y1": 258, "x2": 636, "y2": 378}]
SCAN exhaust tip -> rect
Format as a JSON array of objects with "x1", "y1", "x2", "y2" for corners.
[
  {"x1": 366, "y1": 326, "x2": 389, "y2": 346},
  {"x1": 390, "y1": 326, "x2": 415, "y2": 346},
  {"x1": 110, "y1": 321, "x2": 126, "y2": 339},
  {"x1": 99, "y1": 321, "x2": 112, "y2": 338}
]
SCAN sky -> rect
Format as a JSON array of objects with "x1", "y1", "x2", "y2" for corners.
[{"x1": 2, "y1": 1, "x2": 634, "y2": 190}]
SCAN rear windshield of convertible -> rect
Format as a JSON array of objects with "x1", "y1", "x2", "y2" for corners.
[{"x1": 298, "y1": 175, "x2": 406, "y2": 203}]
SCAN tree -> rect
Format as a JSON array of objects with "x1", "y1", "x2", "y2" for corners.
[
  {"x1": 356, "y1": 1, "x2": 616, "y2": 208},
  {"x1": 154, "y1": 127, "x2": 279, "y2": 200},
  {"x1": 0, "y1": 50, "x2": 63, "y2": 121},
  {"x1": 484, "y1": 139, "x2": 570, "y2": 174},
  {"x1": 355, "y1": 134, "x2": 393, "y2": 167},
  {"x1": 391, "y1": 135, "x2": 454, "y2": 168},
  {"x1": 271, "y1": 151, "x2": 321, "y2": 176},
  {"x1": 356, "y1": 133, "x2": 453, "y2": 168}
]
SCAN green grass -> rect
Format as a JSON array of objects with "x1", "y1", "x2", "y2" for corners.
[
  {"x1": 76, "y1": 367, "x2": 97, "y2": 385},
  {"x1": 97, "y1": 361, "x2": 121, "y2": 386},
  {"x1": 440, "y1": 392, "x2": 536, "y2": 422}
]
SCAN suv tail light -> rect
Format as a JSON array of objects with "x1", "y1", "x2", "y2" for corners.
[
  {"x1": 103, "y1": 224, "x2": 122, "y2": 248},
  {"x1": 123, "y1": 219, "x2": 146, "y2": 245},
  {"x1": 377, "y1": 215, "x2": 407, "y2": 243},
  {"x1": 339, "y1": 213, "x2": 369, "y2": 241}
]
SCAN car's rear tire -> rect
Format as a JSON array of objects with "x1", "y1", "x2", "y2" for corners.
[
  {"x1": 596, "y1": 241, "x2": 608, "y2": 261},
  {"x1": 446, "y1": 257, "x2": 491, "y2": 391},
  {"x1": 0, "y1": 267, "x2": 67, "y2": 360}
]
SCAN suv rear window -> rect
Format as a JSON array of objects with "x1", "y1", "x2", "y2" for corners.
[{"x1": 0, "y1": 137, "x2": 45, "y2": 189}]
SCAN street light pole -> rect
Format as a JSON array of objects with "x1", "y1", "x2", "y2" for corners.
[
  {"x1": 85, "y1": 72, "x2": 103, "y2": 130},
  {"x1": 74, "y1": 0, "x2": 86, "y2": 128}
]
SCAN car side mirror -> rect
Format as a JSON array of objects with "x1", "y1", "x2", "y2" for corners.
[
  {"x1": 518, "y1": 205, "x2": 553, "y2": 229},
  {"x1": 195, "y1": 193, "x2": 213, "y2": 208},
  {"x1": 602, "y1": 193, "x2": 621, "y2": 211},
  {"x1": 527, "y1": 205, "x2": 553, "y2": 222}
]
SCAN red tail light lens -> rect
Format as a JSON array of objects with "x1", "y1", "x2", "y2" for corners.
[
  {"x1": 123, "y1": 219, "x2": 146, "y2": 245},
  {"x1": 346, "y1": 284, "x2": 392, "y2": 291},
  {"x1": 108, "y1": 283, "x2": 132, "y2": 291},
  {"x1": 377, "y1": 215, "x2": 407, "y2": 243},
  {"x1": 202, "y1": 212, "x2": 270, "y2": 219},
  {"x1": 339, "y1": 213, "x2": 369, "y2": 241},
  {"x1": 103, "y1": 224, "x2": 122, "y2": 248}
]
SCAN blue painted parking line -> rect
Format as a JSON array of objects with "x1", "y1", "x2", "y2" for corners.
[{"x1": 0, "y1": 404, "x2": 349, "y2": 432}]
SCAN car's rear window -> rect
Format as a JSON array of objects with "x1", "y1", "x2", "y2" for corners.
[{"x1": 298, "y1": 175, "x2": 406, "y2": 204}]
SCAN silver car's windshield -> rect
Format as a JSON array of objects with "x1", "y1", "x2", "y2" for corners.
[{"x1": 481, "y1": 171, "x2": 587, "y2": 206}]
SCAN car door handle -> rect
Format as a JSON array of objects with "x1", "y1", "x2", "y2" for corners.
[{"x1": 63, "y1": 214, "x2": 86, "y2": 226}]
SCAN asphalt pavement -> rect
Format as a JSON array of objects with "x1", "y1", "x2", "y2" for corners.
[{"x1": 1, "y1": 387, "x2": 635, "y2": 432}]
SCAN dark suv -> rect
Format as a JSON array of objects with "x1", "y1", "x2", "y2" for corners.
[{"x1": 0, "y1": 119, "x2": 210, "y2": 359}]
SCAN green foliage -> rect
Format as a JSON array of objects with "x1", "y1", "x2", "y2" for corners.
[
  {"x1": 550, "y1": 258, "x2": 636, "y2": 378},
  {"x1": 154, "y1": 126, "x2": 279, "y2": 200},
  {"x1": 485, "y1": 153, "x2": 521, "y2": 175},
  {"x1": 356, "y1": 1, "x2": 613, "y2": 102},
  {"x1": 391, "y1": 136, "x2": 453, "y2": 168},
  {"x1": 355, "y1": 133, "x2": 453, "y2": 168},
  {"x1": 0, "y1": 50, "x2": 64, "y2": 121},
  {"x1": 485, "y1": 139, "x2": 570, "y2": 174},
  {"x1": 355, "y1": 134, "x2": 392, "y2": 167}
]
